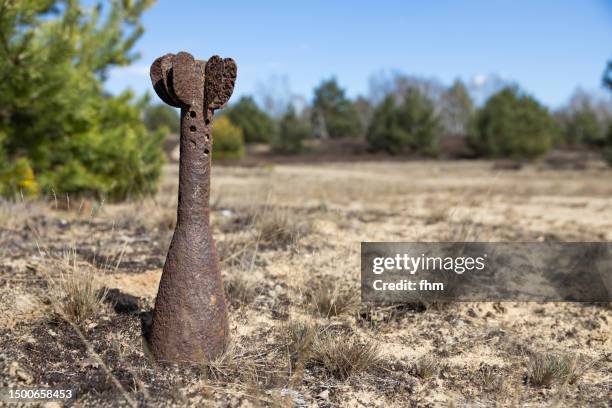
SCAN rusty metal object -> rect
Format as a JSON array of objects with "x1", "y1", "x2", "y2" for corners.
[{"x1": 148, "y1": 51, "x2": 237, "y2": 362}]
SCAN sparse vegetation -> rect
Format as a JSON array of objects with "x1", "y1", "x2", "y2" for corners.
[
  {"x1": 309, "y1": 285, "x2": 358, "y2": 317},
  {"x1": 477, "y1": 364, "x2": 505, "y2": 394},
  {"x1": 0, "y1": 162, "x2": 610, "y2": 406},
  {"x1": 223, "y1": 274, "x2": 258, "y2": 307},
  {"x1": 254, "y1": 206, "x2": 311, "y2": 249},
  {"x1": 311, "y1": 335, "x2": 381, "y2": 380},
  {"x1": 526, "y1": 352, "x2": 580, "y2": 387},
  {"x1": 413, "y1": 355, "x2": 439, "y2": 379},
  {"x1": 284, "y1": 320, "x2": 318, "y2": 357},
  {"x1": 44, "y1": 250, "x2": 108, "y2": 325}
]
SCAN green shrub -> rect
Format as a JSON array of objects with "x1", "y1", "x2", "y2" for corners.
[
  {"x1": 0, "y1": 157, "x2": 39, "y2": 198},
  {"x1": 0, "y1": 0, "x2": 162, "y2": 201},
  {"x1": 558, "y1": 106, "x2": 606, "y2": 147},
  {"x1": 366, "y1": 89, "x2": 440, "y2": 155},
  {"x1": 469, "y1": 87, "x2": 554, "y2": 160},
  {"x1": 212, "y1": 116, "x2": 245, "y2": 159},
  {"x1": 272, "y1": 107, "x2": 311, "y2": 154},
  {"x1": 312, "y1": 78, "x2": 361, "y2": 138},
  {"x1": 144, "y1": 103, "x2": 180, "y2": 135},
  {"x1": 604, "y1": 123, "x2": 612, "y2": 166},
  {"x1": 226, "y1": 96, "x2": 275, "y2": 143}
]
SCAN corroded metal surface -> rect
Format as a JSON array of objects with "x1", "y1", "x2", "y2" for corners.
[{"x1": 149, "y1": 51, "x2": 236, "y2": 362}]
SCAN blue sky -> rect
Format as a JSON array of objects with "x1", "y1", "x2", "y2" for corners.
[{"x1": 105, "y1": 0, "x2": 612, "y2": 109}]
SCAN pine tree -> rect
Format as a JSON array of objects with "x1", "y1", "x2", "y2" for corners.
[
  {"x1": 225, "y1": 96, "x2": 275, "y2": 143},
  {"x1": 441, "y1": 79, "x2": 474, "y2": 136},
  {"x1": 312, "y1": 78, "x2": 360, "y2": 138},
  {"x1": 0, "y1": 0, "x2": 163, "y2": 200},
  {"x1": 469, "y1": 87, "x2": 554, "y2": 160},
  {"x1": 366, "y1": 89, "x2": 440, "y2": 155},
  {"x1": 272, "y1": 106, "x2": 310, "y2": 154}
]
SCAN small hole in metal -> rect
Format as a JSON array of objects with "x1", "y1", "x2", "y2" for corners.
[
  {"x1": 190, "y1": 111, "x2": 196, "y2": 118},
  {"x1": 190, "y1": 125, "x2": 196, "y2": 132}
]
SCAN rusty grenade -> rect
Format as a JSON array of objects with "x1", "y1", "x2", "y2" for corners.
[{"x1": 148, "y1": 51, "x2": 236, "y2": 362}]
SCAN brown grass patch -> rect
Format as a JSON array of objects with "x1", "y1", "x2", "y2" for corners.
[
  {"x1": 526, "y1": 352, "x2": 581, "y2": 387},
  {"x1": 311, "y1": 334, "x2": 381, "y2": 380},
  {"x1": 309, "y1": 285, "x2": 358, "y2": 318},
  {"x1": 43, "y1": 249, "x2": 108, "y2": 325},
  {"x1": 254, "y1": 206, "x2": 311, "y2": 249},
  {"x1": 413, "y1": 355, "x2": 439, "y2": 379}
]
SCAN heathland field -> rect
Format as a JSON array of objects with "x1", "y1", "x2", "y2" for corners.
[{"x1": 1, "y1": 160, "x2": 610, "y2": 407}]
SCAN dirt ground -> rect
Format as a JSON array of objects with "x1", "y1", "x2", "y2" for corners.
[{"x1": 0, "y1": 160, "x2": 610, "y2": 407}]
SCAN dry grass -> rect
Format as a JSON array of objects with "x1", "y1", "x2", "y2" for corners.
[
  {"x1": 477, "y1": 364, "x2": 505, "y2": 394},
  {"x1": 284, "y1": 320, "x2": 317, "y2": 357},
  {"x1": 113, "y1": 198, "x2": 175, "y2": 232},
  {"x1": 526, "y1": 352, "x2": 582, "y2": 387},
  {"x1": 413, "y1": 355, "x2": 439, "y2": 379},
  {"x1": 43, "y1": 249, "x2": 108, "y2": 325},
  {"x1": 199, "y1": 342, "x2": 282, "y2": 396},
  {"x1": 254, "y1": 206, "x2": 311, "y2": 249},
  {"x1": 309, "y1": 285, "x2": 358, "y2": 318},
  {"x1": 223, "y1": 273, "x2": 258, "y2": 307},
  {"x1": 0, "y1": 199, "x2": 45, "y2": 230},
  {"x1": 311, "y1": 334, "x2": 381, "y2": 380},
  {"x1": 425, "y1": 204, "x2": 450, "y2": 225},
  {"x1": 2, "y1": 161, "x2": 611, "y2": 406}
]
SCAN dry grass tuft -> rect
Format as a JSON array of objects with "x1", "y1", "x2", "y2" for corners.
[
  {"x1": 477, "y1": 364, "x2": 505, "y2": 393},
  {"x1": 526, "y1": 352, "x2": 580, "y2": 387},
  {"x1": 44, "y1": 249, "x2": 108, "y2": 325},
  {"x1": 115, "y1": 199, "x2": 175, "y2": 232},
  {"x1": 309, "y1": 285, "x2": 358, "y2": 318},
  {"x1": 285, "y1": 320, "x2": 318, "y2": 357},
  {"x1": 224, "y1": 274, "x2": 258, "y2": 307},
  {"x1": 200, "y1": 342, "x2": 279, "y2": 389},
  {"x1": 255, "y1": 206, "x2": 311, "y2": 249},
  {"x1": 425, "y1": 204, "x2": 450, "y2": 225},
  {"x1": 311, "y1": 334, "x2": 381, "y2": 380},
  {"x1": 413, "y1": 355, "x2": 439, "y2": 379},
  {"x1": 282, "y1": 319, "x2": 319, "y2": 387},
  {"x1": 217, "y1": 235, "x2": 260, "y2": 271},
  {"x1": 0, "y1": 199, "x2": 44, "y2": 230}
]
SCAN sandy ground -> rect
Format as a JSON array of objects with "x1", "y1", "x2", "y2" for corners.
[{"x1": 0, "y1": 160, "x2": 610, "y2": 407}]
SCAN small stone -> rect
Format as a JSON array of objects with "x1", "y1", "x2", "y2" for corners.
[
  {"x1": 318, "y1": 390, "x2": 329, "y2": 400},
  {"x1": 9, "y1": 362, "x2": 33, "y2": 384},
  {"x1": 78, "y1": 357, "x2": 100, "y2": 369}
]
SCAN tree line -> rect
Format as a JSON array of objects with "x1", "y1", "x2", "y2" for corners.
[{"x1": 146, "y1": 73, "x2": 612, "y2": 163}]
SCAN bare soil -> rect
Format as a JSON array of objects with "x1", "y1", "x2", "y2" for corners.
[{"x1": 0, "y1": 160, "x2": 610, "y2": 407}]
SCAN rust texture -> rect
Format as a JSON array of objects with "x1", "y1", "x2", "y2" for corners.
[{"x1": 149, "y1": 51, "x2": 237, "y2": 362}]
